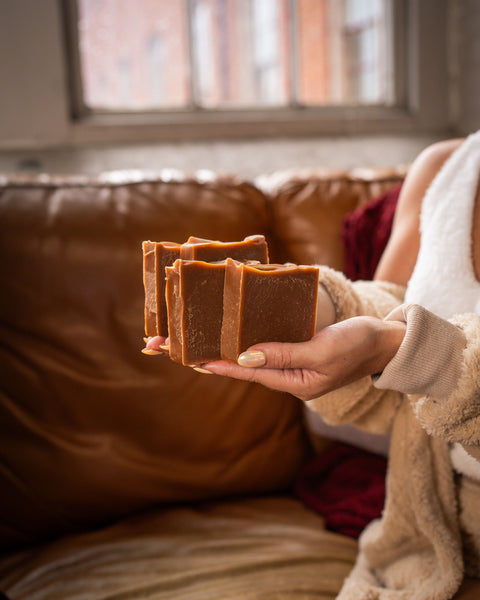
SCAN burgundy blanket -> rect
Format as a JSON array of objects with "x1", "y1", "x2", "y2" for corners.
[
  {"x1": 294, "y1": 442, "x2": 387, "y2": 539},
  {"x1": 342, "y1": 183, "x2": 402, "y2": 281}
]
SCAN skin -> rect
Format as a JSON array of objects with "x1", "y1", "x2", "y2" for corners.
[{"x1": 147, "y1": 137, "x2": 473, "y2": 402}]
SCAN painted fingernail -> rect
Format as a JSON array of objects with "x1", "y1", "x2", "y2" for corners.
[
  {"x1": 159, "y1": 344, "x2": 170, "y2": 351},
  {"x1": 192, "y1": 366, "x2": 213, "y2": 375},
  {"x1": 141, "y1": 348, "x2": 162, "y2": 355},
  {"x1": 237, "y1": 351, "x2": 266, "y2": 367}
]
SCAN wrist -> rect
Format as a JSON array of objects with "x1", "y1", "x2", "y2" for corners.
[
  {"x1": 374, "y1": 303, "x2": 466, "y2": 397},
  {"x1": 315, "y1": 284, "x2": 337, "y2": 332},
  {"x1": 372, "y1": 319, "x2": 406, "y2": 374}
]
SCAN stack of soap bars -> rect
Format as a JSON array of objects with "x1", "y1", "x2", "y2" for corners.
[{"x1": 142, "y1": 235, "x2": 319, "y2": 365}]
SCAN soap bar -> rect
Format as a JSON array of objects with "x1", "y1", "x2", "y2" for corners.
[
  {"x1": 143, "y1": 234, "x2": 269, "y2": 338},
  {"x1": 166, "y1": 259, "x2": 227, "y2": 365},
  {"x1": 180, "y1": 235, "x2": 269, "y2": 263},
  {"x1": 142, "y1": 241, "x2": 180, "y2": 336},
  {"x1": 221, "y1": 259, "x2": 319, "y2": 361}
]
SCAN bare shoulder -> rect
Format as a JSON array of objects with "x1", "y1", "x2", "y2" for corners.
[
  {"x1": 374, "y1": 137, "x2": 465, "y2": 284},
  {"x1": 415, "y1": 137, "x2": 464, "y2": 166},
  {"x1": 390, "y1": 137, "x2": 465, "y2": 236},
  {"x1": 398, "y1": 138, "x2": 464, "y2": 212},
  {"x1": 411, "y1": 137, "x2": 463, "y2": 178}
]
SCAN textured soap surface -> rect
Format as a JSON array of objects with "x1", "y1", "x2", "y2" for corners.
[
  {"x1": 180, "y1": 235, "x2": 269, "y2": 263},
  {"x1": 166, "y1": 260, "x2": 227, "y2": 365},
  {"x1": 142, "y1": 241, "x2": 180, "y2": 336},
  {"x1": 221, "y1": 259, "x2": 319, "y2": 362}
]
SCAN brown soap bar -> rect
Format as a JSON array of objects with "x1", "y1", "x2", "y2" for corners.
[
  {"x1": 142, "y1": 234, "x2": 268, "y2": 337},
  {"x1": 142, "y1": 241, "x2": 180, "y2": 336},
  {"x1": 221, "y1": 259, "x2": 319, "y2": 362},
  {"x1": 180, "y1": 235, "x2": 269, "y2": 263},
  {"x1": 166, "y1": 259, "x2": 227, "y2": 365}
]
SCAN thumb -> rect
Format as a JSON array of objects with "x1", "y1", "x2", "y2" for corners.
[{"x1": 237, "y1": 338, "x2": 320, "y2": 370}]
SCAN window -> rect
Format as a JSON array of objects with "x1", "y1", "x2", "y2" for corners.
[
  {"x1": 62, "y1": 0, "x2": 437, "y2": 140},
  {"x1": 71, "y1": 0, "x2": 396, "y2": 112}
]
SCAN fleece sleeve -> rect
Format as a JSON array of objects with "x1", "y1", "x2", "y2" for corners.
[
  {"x1": 317, "y1": 266, "x2": 407, "y2": 322},
  {"x1": 374, "y1": 304, "x2": 480, "y2": 461},
  {"x1": 305, "y1": 267, "x2": 406, "y2": 435}
]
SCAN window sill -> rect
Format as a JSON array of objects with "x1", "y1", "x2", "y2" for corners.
[{"x1": 68, "y1": 105, "x2": 436, "y2": 146}]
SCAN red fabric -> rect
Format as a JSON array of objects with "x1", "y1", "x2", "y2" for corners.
[
  {"x1": 342, "y1": 183, "x2": 402, "y2": 281},
  {"x1": 295, "y1": 442, "x2": 387, "y2": 539}
]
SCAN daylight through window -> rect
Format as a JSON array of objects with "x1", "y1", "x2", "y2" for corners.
[{"x1": 74, "y1": 0, "x2": 395, "y2": 113}]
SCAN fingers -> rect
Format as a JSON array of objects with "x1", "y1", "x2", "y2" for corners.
[
  {"x1": 201, "y1": 337, "x2": 330, "y2": 398},
  {"x1": 238, "y1": 338, "x2": 323, "y2": 371},
  {"x1": 200, "y1": 359, "x2": 306, "y2": 396},
  {"x1": 200, "y1": 360, "x2": 261, "y2": 382},
  {"x1": 142, "y1": 336, "x2": 169, "y2": 355}
]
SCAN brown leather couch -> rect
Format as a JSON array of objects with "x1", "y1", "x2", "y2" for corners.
[{"x1": 0, "y1": 167, "x2": 478, "y2": 599}]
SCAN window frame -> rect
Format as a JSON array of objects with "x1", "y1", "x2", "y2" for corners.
[{"x1": 61, "y1": 0, "x2": 449, "y2": 144}]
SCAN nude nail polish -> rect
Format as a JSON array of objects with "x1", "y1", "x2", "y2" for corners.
[
  {"x1": 141, "y1": 348, "x2": 162, "y2": 355},
  {"x1": 192, "y1": 366, "x2": 213, "y2": 374},
  {"x1": 237, "y1": 351, "x2": 266, "y2": 367}
]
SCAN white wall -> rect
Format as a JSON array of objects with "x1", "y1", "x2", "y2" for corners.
[
  {"x1": 453, "y1": 0, "x2": 480, "y2": 135},
  {"x1": 0, "y1": 1, "x2": 69, "y2": 146}
]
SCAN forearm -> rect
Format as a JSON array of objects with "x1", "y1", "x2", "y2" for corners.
[
  {"x1": 316, "y1": 266, "x2": 406, "y2": 326},
  {"x1": 307, "y1": 267, "x2": 407, "y2": 432}
]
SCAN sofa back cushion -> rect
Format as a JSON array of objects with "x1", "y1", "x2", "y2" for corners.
[
  {"x1": 259, "y1": 168, "x2": 406, "y2": 269},
  {"x1": 0, "y1": 172, "x2": 309, "y2": 549}
]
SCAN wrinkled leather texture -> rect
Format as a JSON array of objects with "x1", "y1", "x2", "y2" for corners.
[{"x1": 0, "y1": 168, "x2": 405, "y2": 550}]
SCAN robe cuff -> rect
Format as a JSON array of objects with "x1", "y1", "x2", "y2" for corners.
[{"x1": 373, "y1": 304, "x2": 466, "y2": 398}]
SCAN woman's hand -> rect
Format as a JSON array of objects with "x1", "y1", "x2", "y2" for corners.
[{"x1": 200, "y1": 316, "x2": 406, "y2": 401}]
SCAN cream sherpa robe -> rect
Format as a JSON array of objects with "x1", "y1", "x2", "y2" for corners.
[{"x1": 308, "y1": 132, "x2": 480, "y2": 599}]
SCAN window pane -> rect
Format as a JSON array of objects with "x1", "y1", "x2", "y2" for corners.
[
  {"x1": 296, "y1": 0, "x2": 393, "y2": 106},
  {"x1": 77, "y1": 0, "x2": 190, "y2": 110},
  {"x1": 190, "y1": 0, "x2": 290, "y2": 108}
]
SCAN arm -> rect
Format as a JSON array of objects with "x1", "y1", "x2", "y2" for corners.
[
  {"x1": 371, "y1": 136, "x2": 480, "y2": 455},
  {"x1": 306, "y1": 139, "x2": 470, "y2": 432},
  {"x1": 153, "y1": 139, "x2": 467, "y2": 435},
  {"x1": 374, "y1": 137, "x2": 464, "y2": 285},
  {"x1": 375, "y1": 304, "x2": 480, "y2": 461},
  {"x1": 316, "y1": 137, "x2": 465, "y2": 323},
  {"x1": 201, "y1": 235, "x2": 410, "y2": 435}
]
